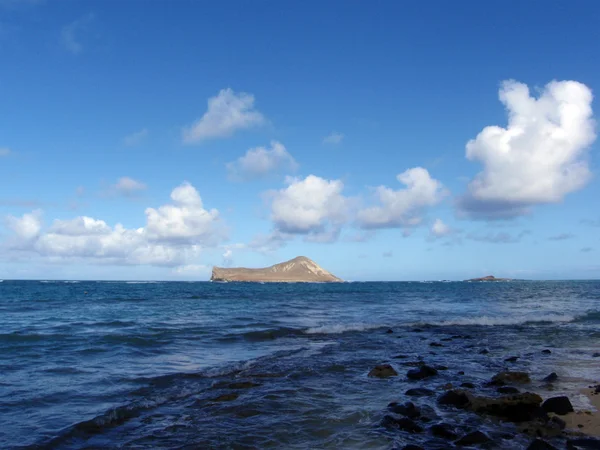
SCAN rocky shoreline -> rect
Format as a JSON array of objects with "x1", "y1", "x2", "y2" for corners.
[{"x1": 368, "y1": 330, "x2": 600, "y2": 449}]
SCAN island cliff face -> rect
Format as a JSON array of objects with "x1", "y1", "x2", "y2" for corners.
[{"x1": 210, "y1": 256, "x2": 342, "y2": 283}]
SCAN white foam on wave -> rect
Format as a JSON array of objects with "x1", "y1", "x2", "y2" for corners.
[
  {"x1": 416, "y1": 314, "x2": 577, "y2": 327},
  {"x1": 303, "y1": 323, "x2": 387, "y2": 335},
  {"x1": 125, "y1": 281, "x2": 159, "y2": 284}
]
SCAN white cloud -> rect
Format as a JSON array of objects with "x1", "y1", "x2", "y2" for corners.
[
  {"x1": 430, "y1": 218, "x2": 453, "y2": 238},
  {"x1": 269, "y1": 175, "x2": 349, "y2": 240},
  {"x1": 357, "y1": 167, "x2": 446, "y2": 229},
  {"x1": 171, "y1": 264, "x2": 210, "y2": 276},
  {"x1": 112, "y1": 177, "x2": 147, "y2": 197},
  {"x1": 123, "y1": 129, "x2": 148, "y2": 147},
  {"x1": 459, "y1": 80, "x2": 596, "y2": 219},
  {"x1": 227, "y1": 141, "x2": 297, "y2": 181},
  {"x1": 182, "y1": 88, "x2": 266, "y2": 144},
  {"x1": 3, "y1": 182, "x2": 224, "y2": 267},
  {"x1": 0, "y1": 147, "x2": 10, "y2": 157},
  {"x1": 323, "y1": 132, "x2": 344, "y2": 145},
  {"x1": 61, "y1": 13, "x2": 94, "y2": 55}
]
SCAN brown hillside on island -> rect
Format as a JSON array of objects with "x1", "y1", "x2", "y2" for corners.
[
  {"x1": 466, "y1": 275, "x2": 512, "y2": 282},
  {"x1": 210, "y1": 256, "x2": 342, "y2": 283}
]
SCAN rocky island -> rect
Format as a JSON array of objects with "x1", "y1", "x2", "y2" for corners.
[
  {"x1": 210, "y1": 256, "x2": 342, "y2": 283},
  {"x1": 466, "y1": 275, "x2": 512, "y2": 282}
]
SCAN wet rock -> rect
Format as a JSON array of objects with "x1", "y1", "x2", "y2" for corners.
[
  {"x1": 470, "y1": 392, "x2": 545, "y2": 422},
  {"x1": 407, "y1": 365, "x2": 438, "y2": 380},
  {"x1": 505, "y1": 356, "x2": 519, "y2": 362},
  {"x1": 210, "y1": 393, "x2": 239, "y2": 402},
  {"x1": 490, "y1": 371, "x2": 531, "y2": 385},
  {"x1": 388, "y1": 401, "x2": 421, "y2": 418},
  {"x1": 441, "y1": 337, "x2": 453, "y2": 342},
  {"x1": 455, "y1": 430, "x2": 491, "y2": 446},
  {"x1": 434, "y1": 364, "x2": 448, "y2": 371},
  {"x1": 497, "y1": 386, "x2": 520, "y2": 394},
  {"x1": 430, "y1": 342, "x2": 443, "y2": 347},
  {"x1": 458, "y1": 371, "x2": 465, "y2": 375},
  {"x1": 386, "y1": 328, "x2": 394, "y2": 334},
  {"x1": 542, "y1": 372, "x2": 558, "y2": 383},
  {"x1": 461, "y1": 382, "x2": 476, "y2": 389},
  {"x1": 405, "y1": 388, "x2": 434, "y2": 397},
  {"x1": 381, "y1": 415, "x2": 423, "y2": 433},
  {"x1": 479, "y1": 349, "x2": 490, "y2": 355},
  {"x1": 368, "y1": 364, "x2": 398, "y2": 378},
  {"x1": 393, "y1": 354, "x2": 409, "y2": 359},
  {"x1": 437, "y1": 390, "x2": 469, "y2": 408},
  {"x1": 541, "y1": 349, "x2": 552, "y2": 355},
  {"x1": 412, "y1": 328, "x2": 424, "y2": 333},
  {"x1": 593, "y1": 353, "x2": 600, "y2": 358},
  {"x1": 542, "y1": 396, "x2": 574, "y2": 415},
  {"x1": 441, "y1": 383, "x2": 454, "y2": 390},
  {"x1": 566, "y1": 438, "x2": 600, "y2": 449},
  {"x1": 527, "y1": 439, "x2": 559, "y2": 450},
  {"x1": 430, "y1": 423, "x2": 458, "y2": 440},
  {"x1": 417, "y1": 404, "x2": 439, "y2": 423}
]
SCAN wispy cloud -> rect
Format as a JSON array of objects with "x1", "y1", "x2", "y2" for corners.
[
  {"x1": 122, "y1": 129, "x2": 148, "y2": 147},
  {"x1": 467, "y1": 230, "x2": 530, "y2": 244},
  {"x1": 61, "y1": 13, "x2": 94, "y2": 55},
  {"x1": 581, "y1": 247, "x2": 593, "y2": 253},
  {"x1": 106, "y1": 177, "x2": 147, "y2": 198},
  {"x1": 581, "y1": 218, "x2": 600, "y2": 227},
  {"x1": 382, "y1": 251, "x2": 393, "y2": 258},
  {"x1": 0, "y1": 147, "x2": 10, "y2": 157},
  {"x1": 323, "y1": 131, "x2": 344, "y2": 145},
  {"x1": 547, "y1": 233, "x2": 574, "y2": 241}
]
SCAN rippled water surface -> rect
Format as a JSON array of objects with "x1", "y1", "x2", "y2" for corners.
[{"x1": 1, "y1": 280, "x2": 599, "y2": 449}]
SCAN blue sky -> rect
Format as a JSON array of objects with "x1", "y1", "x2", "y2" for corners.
[{"x1": 0, "y1": 0, "x2": 599, "y2": 281}]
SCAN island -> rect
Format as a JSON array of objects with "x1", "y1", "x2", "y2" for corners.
[
  {"x1": 465, "y1": 275, "x2": 512, "y2": 282},
  {"x1": 210, "y1": 256, "x2": 342, "y2": 283}
]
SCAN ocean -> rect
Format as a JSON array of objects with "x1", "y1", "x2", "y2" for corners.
[{"x1": 1, "y1": 280, "x2": 599, "y2": 449}]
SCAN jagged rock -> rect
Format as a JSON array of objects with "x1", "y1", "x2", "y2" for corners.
[
  {"x1": 407, "y1": 365, "x2": 438, "y2": 380},
  {"x1": 527, "y1": 439, "x2": 559, "y2": 450},
  {"x1": 368, "y1": 364, "x2": 398, "y2": 378},
  {"x1": 381, "y1": 415, "x2": 423, "y2": 433},
  {"x1": 543, "y1": 372, "x2": 558, "y2": 383},
  {"x1": 430, "y1": 423, "x2": 458, "y2": 440},
  {"x1": 388, "y1": 401, "x2": 421, "y2": 418},
  {"x1": 437, "y1": 390, "x2": 469, "y2": 408},
  {"x1": 455, "y1": 430, "x2": 491, "y2": 445},
  {"x1": 405, "y1": 388, "x2": 434, "y2": 397},
  {"x1": 542, "y1": 396, "x2": 574, "y2": 415},
  {"x1": 567, "y1": 438, "x2": 600, "y2": 449},
  {"x1": 497, "y1": 386, "x2": 520, "y2": 394},
  {"x1": 490, "y1": 371, "x2": 531, "y2": 385}
]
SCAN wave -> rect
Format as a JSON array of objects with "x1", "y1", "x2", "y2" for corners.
[
  {"x1": 125, "y1": 281, "x2": 160, "y2": 284},
  {"x1": 304, "y1": 323, "x2": 388, "y2": 335},
  {"x1": 413, "y1": 313, "x2": 577, "y2": 327}
]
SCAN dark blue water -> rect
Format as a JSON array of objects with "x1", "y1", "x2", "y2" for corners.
[{"x1": 1, "y1": 280, "x2": 599, "y2": 449}]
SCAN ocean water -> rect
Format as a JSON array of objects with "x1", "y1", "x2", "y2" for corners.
[{"x1": 1, "y1": 280, "x2": 599, "y2": 449}]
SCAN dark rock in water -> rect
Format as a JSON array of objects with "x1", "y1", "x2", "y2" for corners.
[
  {"x1": 434, "y1": 364, "x2": 448, "y2": 371},
  {"x1": 542, "y1": 396, "x2": 574, "y2": 415},
  {"x1": 527, "y1": 439, "x2": 559, "y2": 450},
  {"x1": 210, "y1": 393, "x2": 239, "y2": 402},
  {"x1": 567, "y1": 438, "x2": 600, "y2": 449},
  {"x1": 430, "y1": 422, "x2": 458, "y2": 440},
  {"x1": 405, "y1": 388, "x2": 434, "y2": 397},
  {"x1": 388, "y1": 401, "x2": 421, "y2": 418},
  {"x1": 479, "y1": 348, "x2": 489, "y2": 354},
  {"x1": 381, "y1": 415, "x2": 423, "y2": 433},
  {"x1": 393, "y1": 354, "x2": 409, "y2": 359},
  {"x1": 497, "y1": 386, "x2": 520, "y2": 394},
  {"x1": 461, "y1": 382, "x2": 476, "y2": 389},
  {"x1": 417, "y1": 404, "x2": 439, "y2": 423},
  {"x1": 412, "y1": 328, "x2": 424, "y2": 332},
  {"x1": 368, "y1": 364, "x2": 398, "y2": 378},
  {"x1": 400, "y1": 445, "x2": 425, "y2": 450},
  {"x1": 430, "y1": 342, "x2": 443, "y2": 347},
  {"x1": 386, "y1": 328, "x2": 394, "y2": 334},
  {"x1": 407, "y1": 365, "x2": 438, "y2": 380},
  {"x1": 505, "y1": 356, "x2": 519, "y2": 362},
  {"x1": 437, "y1": 390, "x2": 469, "y2": 408},
  {"x1": 543, "y1": 372, "x2": 558, "y2": 383},
  {"x1": 227, "y1": 381, "x2": 261, "y2": 389},
  {"x1": 470, "y1": 392, "x2": 545, "y2": 422},
  {"x1": 593, "y1": 353, "x2": 600, "y2": 358},
  {"x1": 455, "y1": 430, "x2": 491, "y2": 446},
  {"x1": 458, "y1": 371, "x2": 465, "y2": 375},
  {"x1": 490, "y1": 371, "x2": 531, "y2": 385},
  {"x1": 541, "y1": 349, "x2": 552, "y2": 355},
  {"x1": 441, "y1": 337, "x2": 453, "y2": 342}
]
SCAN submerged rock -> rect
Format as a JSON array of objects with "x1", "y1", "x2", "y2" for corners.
[
  {"x1": 497, "y1": 386, "x2": 520, "y2": 394},
  {"x1": 388, "y1": 401, "x2": 421, "y2": 418},
  {"x1": 437, "y1": 390, "x2": 469, "y2": 408},
  {"x1": 381, "y1": 415, "x2": 423, "y2": 433},
  {"x1": 542, "y1": 372, "x2": 558, "y2": 383},
  {"x1": 541, "y1": 349, "x2": 552, "y2": 355},
  {"x1": 210, "y1": 393, "x2": 239, "y2": 402},
  {"x1": 405, "y1": 388, "x2": 434, "y2": 397},
  {"x1": 368, "y1": 364, "x2": 398, "y2": 378},
  {"x1": 407, "y1": 365, "x2": 438, "y2": 380},
  {"x1": 430, "y1": 422, "x2": 458, "y2": 440},
  {"x1": 490, "y1": 371, "x2": 531, "y2": 385},
  {"x1": 542, "y1": 396, "x2": 574, "y2": 415},
  {"x1": 455, "y1": 430, "x2": 491, "y2": 445},
  {"x1": 505, "y1": 356, "x2": 519, "y2": 362}
]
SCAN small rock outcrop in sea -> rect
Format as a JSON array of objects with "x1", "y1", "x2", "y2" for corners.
[
  {"x1": 542, "y1": 396, "x2": 574, "y2": 415},
  {"x1": 368, "y1": 364, "x2": 398, "y2": 378},
  {"x1": 465, "y1": 275, "x2": 512, "y2": 282},
  {"x1": 490, "y1": 371, "x2": 531, "y2": 385},
  {"x1": 407, "y1": 365, "x2": 438, "y2": 380},
  {"x1": 210, "y1": 256, "x2": 342, "y2": 283}
]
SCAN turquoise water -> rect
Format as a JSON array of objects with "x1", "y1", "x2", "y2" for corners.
[{"x1": 1, "y1": 280, "x2": 599, "y2": 449}]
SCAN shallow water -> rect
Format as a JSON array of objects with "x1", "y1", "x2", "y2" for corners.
[{"x1": 1, "y1": 280, "x2": 599, "y2": 449}]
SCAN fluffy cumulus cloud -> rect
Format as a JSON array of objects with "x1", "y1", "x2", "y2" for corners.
[
  {"x1": 430, "y1": 218, "x2": 453, "y2": 238},
  {"x1": 268, "y1": 175, "x2": 349, "y2": 241},
  {"x1": 323, "y1": 132, "x2": 344, "y2": 145},
  {"x1": 357, "y1": 167, "x2": 446, "y2": 230},
  {"x1": 3, "y1": 182, "x2": 223, "y2": 267},
  {"x1": 227, "y1": 141, "x2": 297, "y2": 181},
  {"x1": 112, "y1": 177, "x2": 147, "y2": 197},
  {"x1": 182, "y1": 88, "x2": 265, "y2": 144},
  {"x1": 459, "y1": 80, "x2": 596, "y2": 219}
]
